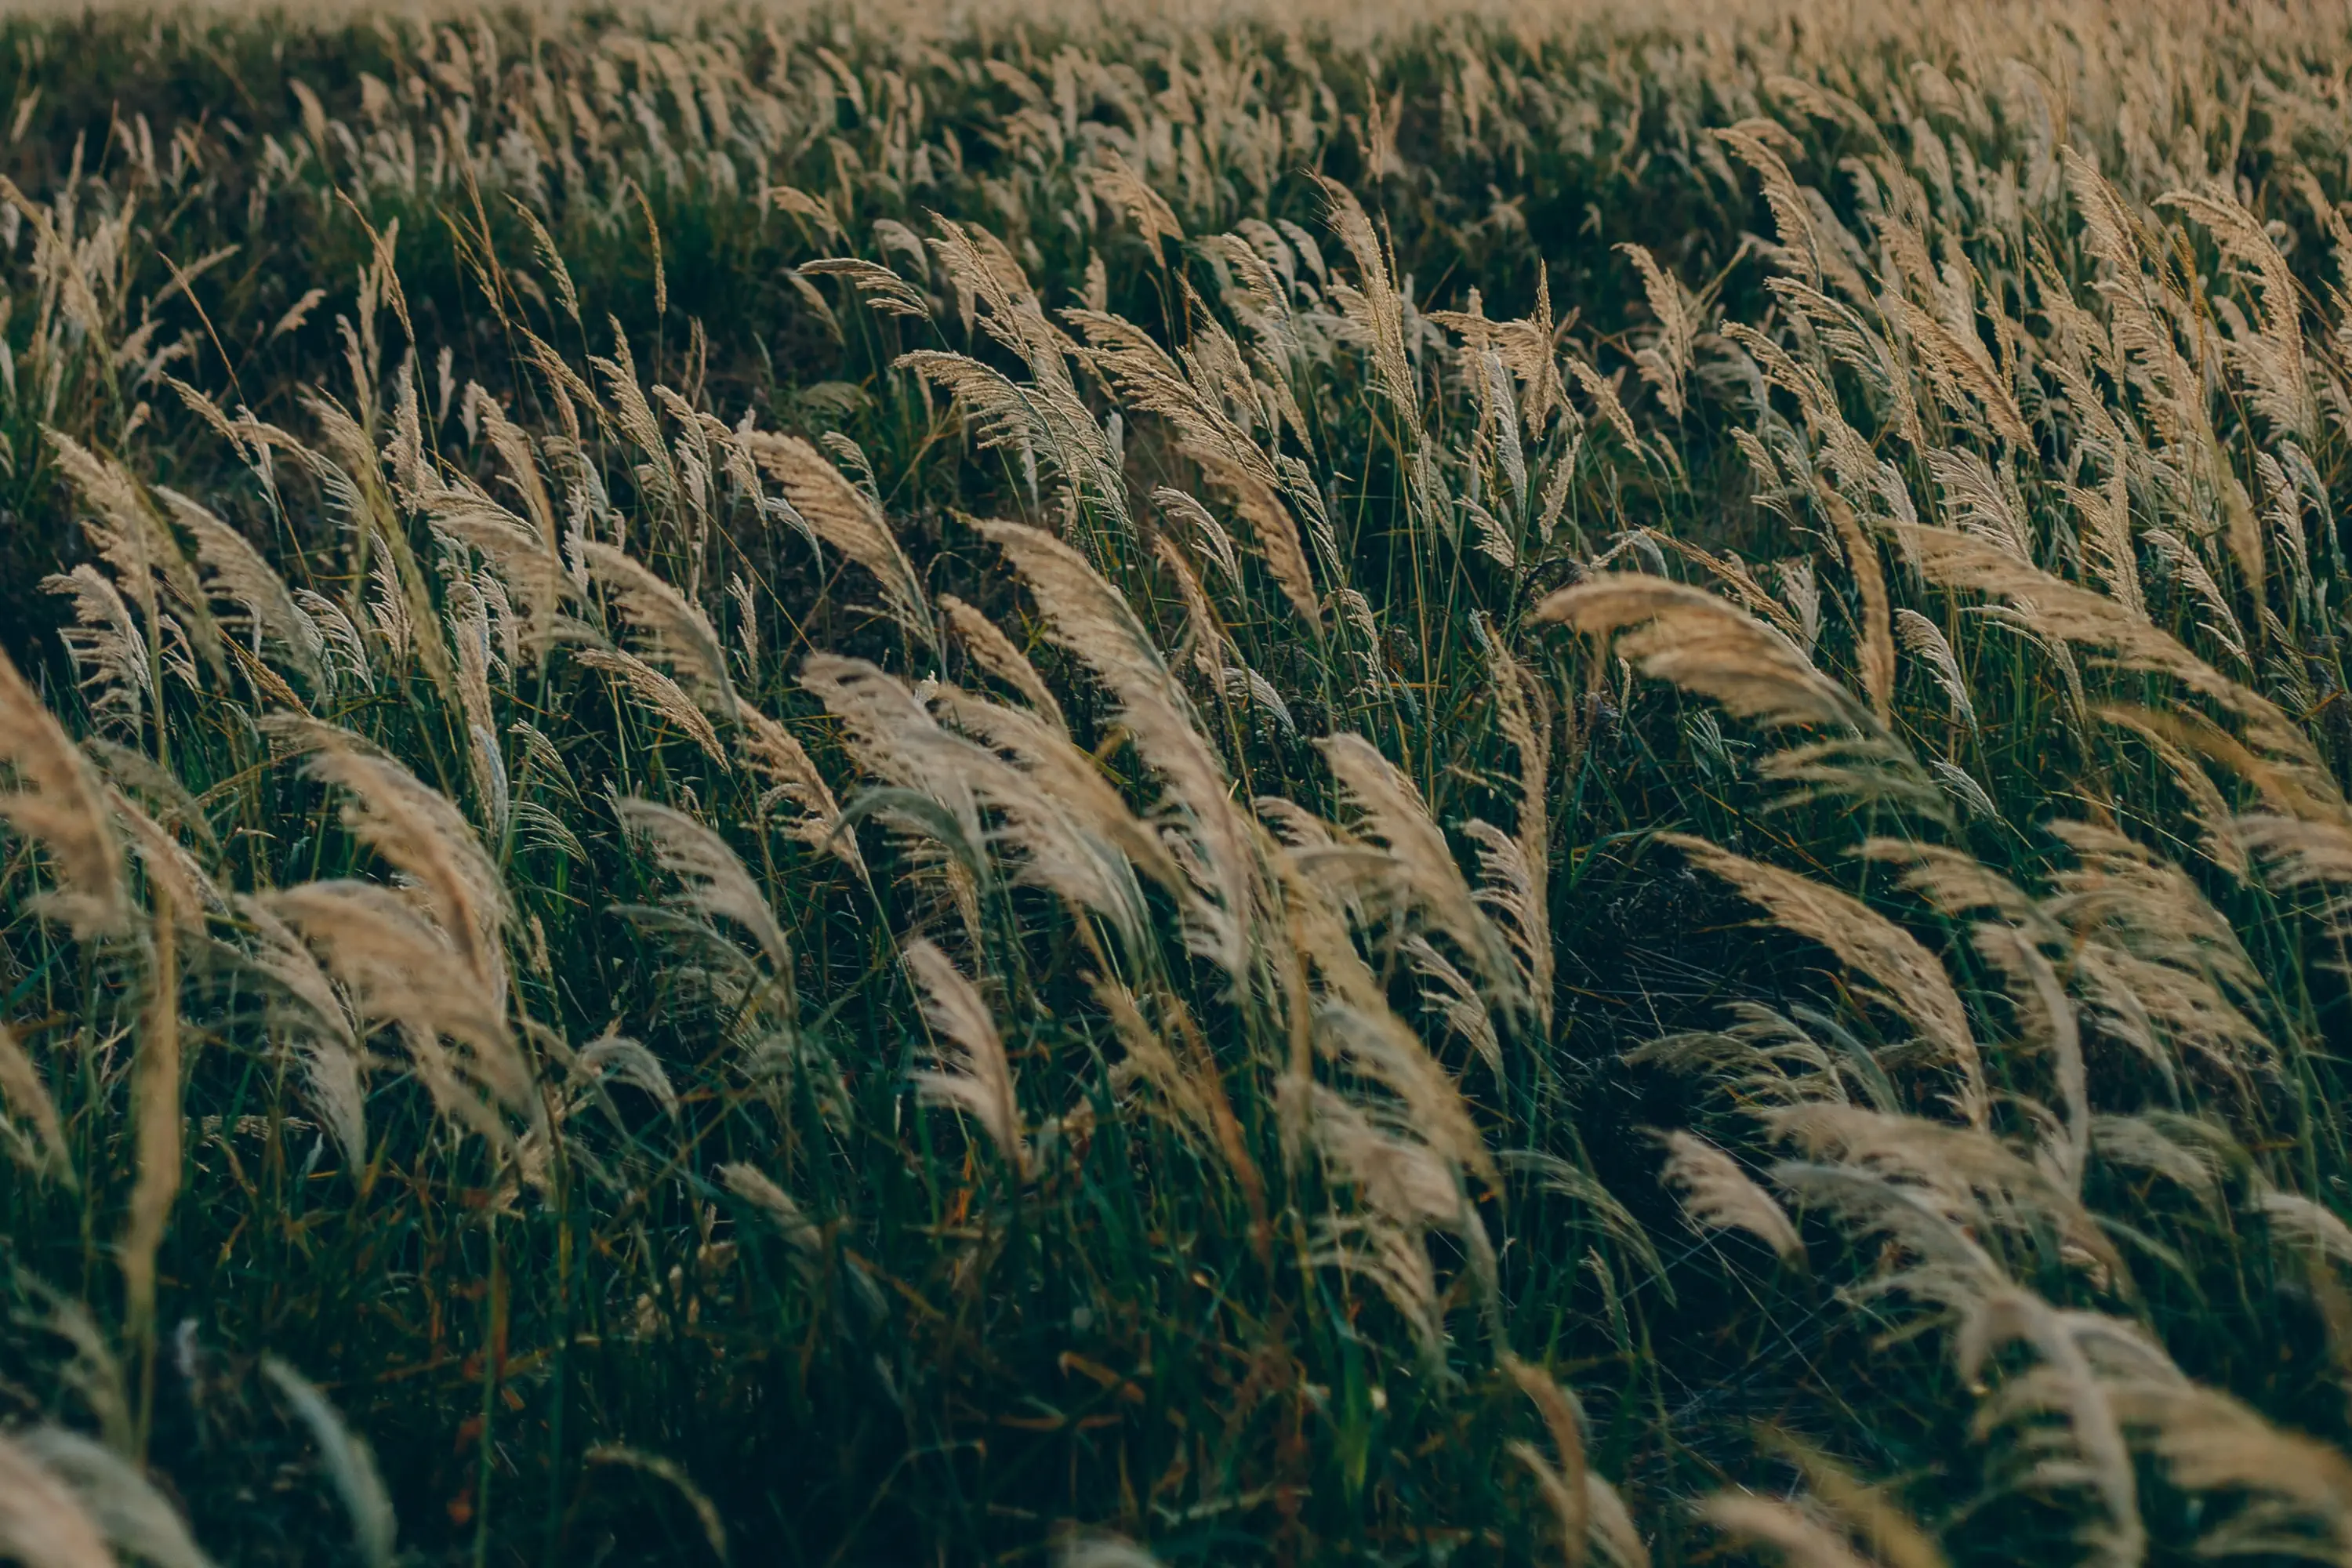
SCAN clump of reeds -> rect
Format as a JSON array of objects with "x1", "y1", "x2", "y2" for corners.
[{"x1": 5, "y1": 3, "x2": 2352, "y2": 1564}]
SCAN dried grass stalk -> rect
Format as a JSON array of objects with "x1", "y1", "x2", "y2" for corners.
[
  {"x1": 904, "y1": 938, "x2": 1028, "y2": 1175},
  {"x1": 1663, "y1": 835, "x2": 1984, "y2": 1125},
  {"x1": 121, "y1": 892, "x2": 181, "y2": 1341},
  {"x1": 1661, "y1": 1131, "x2": 1805, "y2": 1264},
  {"x1": 0, "y1": 1021, "x2": 69, "y2": 1180},
  {"x1": 0, "y1": 1428, "x2": 124, "y2": 1568},
  {"x1": 742, "y1": 433, "x2": 935, "y2": 647},
  {"x1": 0, "y1": 646, "x2": 129, "y2": 937},
  {"x1": 1537, "y1": 576, "x2": 1876, "y2": 735}
]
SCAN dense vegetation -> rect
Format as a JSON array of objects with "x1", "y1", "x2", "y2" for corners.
[{"x1": 6, "y1": 2, "x2": 2352, "y2": 1563}]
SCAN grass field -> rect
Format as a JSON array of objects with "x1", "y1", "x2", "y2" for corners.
[{"x1": 6, "y1": 0, "x2": 2352, "y2": 1563}]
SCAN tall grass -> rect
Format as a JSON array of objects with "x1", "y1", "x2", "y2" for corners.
[{"x1": 6, "y1": 1, "x2": 2352, "y2": 1563}]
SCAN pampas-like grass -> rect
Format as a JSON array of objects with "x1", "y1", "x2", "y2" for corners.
[
  {"x1": 260, "y1": 726, "x2": 530, "y2": 1149},
  {"x1": 804, "y1": 655, "x2": 1163, "y2": 944},
  {"x1": 42, "y1": 430, "x2": 222, "y2": 683},
  {"x1": 577, "y1": 541, "x2": 737, "y2": 720},
  {"x1": 1820, "y1": 489, "x2": 1895, "y2": 724},
  {"x1": 1769, "y1": 1439, "x2": 1948, "y2": 1568},
  {"x1": 259, "y1": 1359, "x2": 395, "y2": 1568},
  {"x1": 0, "y1": 644, "x2": 129, "y2": 937},
  {"x1": 1503, "y1": 1356, "x2": 1588, "y2": 1555},
  {"x1": 737, "y1": 708, "x2": 865, "y2": 878},
  {"x1": 740, "y1": 434, "x2": 935, "y2": 648},
  {"x1": 1098, "y1": 978, "x2": 1216, "y2": 1161},
  {"x1": 1699, "y1": 1495, "x2": 1877, "y2": 1568},
  {"x1": 1617, "y1": 244, "x2": 1694, "y2": 422},
  {"x1": 1894, "y1": 524, "x2": 2324, "y2": 780},
  {"x1": 107, "y1": 786, "x2": 217, "y2": 932},
  {"x1": 2089, "y1": 1115, "x2": 2230, "y2": 1210},
  {"x1": 1308, "y1": 1212, "x2": 1446, "y2": 1367},
  {"x1": 466, "y1": 389, "x2": 559, "y2": 555},
  {"x1": 1627, "y1": 1004, "x2": 1850, "y2": 1108},
  {"x1": 1065, "y1": 308, "x2": 1322, "y2": 630},
  {"x1": 938, "y1": 594, "x2": 1065, "y2": 735},
  {"x1": 1084, "y1": 149, "x2": 1185, "y2": 250},
  {"x1": 263, "y1": 880, "x2": 529, "y2": 1125},
  {"x1": 1057, "y1": 1535, "x2": 1167, "y2": 1568},
  {"x1": 1403, "y1": 935, "x2": 1501, "y2": 1077},
  {"x1": 18, "y1": 1427, "x2": 213, "y2": 1568},
  {"x1": 2231, "y1": 814, "x2": 2352, "y2": 934},
  {"x1": 21, "y1": 11, "x2": 2352, "y2": 1559},
  {"x1": 903, "y1": 938, "x2": 1028, "y2": 1176},
  {"x1": 1855, "y1": 842, "x2": 2045, "y2": 931},
  {"x1": 1581, "y1": 1479, "x2": 1648, "y2": 1568},
  {"x1": 975, "y1": 520, "x2": 1260, "y2": 978},
  {"x1": 1536, "y1": 576, "x2": 1878, "y2": 736},
  {"x1": 1316, "y1": 999, "x2": 1499, "y2": 1196},
  {"x1": 1766, "y1": 1104, "x2": 2120, "y2": 1282},
  {"x1": 1768, "y1": 1161, "x2": 2002, "y2": 1298},
  {"x1": 572, "y1": 1032, "x2": 680, "y2": 1121},
  {"x1": 0, "y1": 1019, "x2": 70, "y2": 1180},
  {"x1": 1956, "y1": 1288, "x2": 2151, "y2": 1568},
  {"x1": 236, "y1": 895, "x2": 368, "y2": 1169},
  {"x1": 1312, "y1": 175, "x2": 1417, "y2": 430},
  {"x1": 1316, "y1": 734, "x2": 1520, "y2": 1009},
  {"x1": 1662, "y1": 835, "x2": 1986, "y2": 1126},
  {"x1": 0, "y1": 1430, "x2": 116, "y2": 1568},
  {"x1": 797, "y1": 652, "x2": 983, "y2": 849},
  {"x1": 719, "y1": 1160, "x2": 825, "y2": 1279},
  {"x1": 588, "y1": 329, "x2": 683, "y2": 525},
  {"x1": 2107, "y1": 1382, "x2": 2352, "y2": 1563},
  {"x1": 426, "y1": 497, "x2": 579, "y2": 663},
  {"x1": 2256, "y1": 1189, "x2": 2352, "y2": 1270},
  {"x1": 1659, "y1": 1131, "x2": 1805, "y2": 1264},
  {"x1": 616, "y1": 798, "x2": 796, "y2": 996},
  {"x1": 1501, "y1": 1356, "x2": 1649, "y2": 1568},
  {"x1": 1095, "y1": 975, "x2": 1268, "y2": 1226},
  {"x1": 2159, "y1": 187, "x2": 2316, "y2": 454},
  {"x1": 575, "y1": 649, "x2": 729, "y2": 764},
  {"x1": 2041, "y1": 820, "x2": 2271, "y2": 1089},
  {"x1": 1962, "y1": 920, "x2": 2088, "y2": 1190},
  {"x1": 1480, "y1": 637, "x2": 1555, "y2": 1000},
  {"x1": 1892, "y1": 610, "x2": 1977, "y2": 733},
  {"x1": 153, "y1": 488, "x2": 328, "y2": 693},
  {"x1": 794, "y1": 257, "x2": 928, "y2": 318},
  {"x1": 268, "y1": 717, "x2": 507, "y2": 996},
  {"x1": 928, "y1": 684, "x2": 1185, "y2": 901},
  {"x1": 895, "y1": 347, "x2": 1121, "y2": 523},
  {"x1": 1308, "y1": 1083, "x2": 1466, "y2": 1235},
  {"x1": 902, "y1": 221, "x2": 1128, "y2": 518},
  {"x1": 43, "y1": 566, "x2": 147, "y2": 739}
]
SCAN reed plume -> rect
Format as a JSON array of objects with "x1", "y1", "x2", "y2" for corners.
[
  {"x1": 903, "y1": 938, "x2": 1028, "y2": 1176},
  {"x1": 617, "y1": 797, "x2": 795, "y2": 993},
  {"x1": 578, "y1": 541, "x2": 736, "y2": 720},
  {"x1": 17, "y1": 1428, "x2": 213, "y2": 1568},
  {"x1": 0, "y1": 645, "x2": 129, "y2": 937},
  {"x1": 1317, "y1": 734, "x2": 1520, "y2": 1010},
  {"x1": 1503, "y1": 1356, "x2": 1647, "y2": 1568},
  {"x1": 976, "y1": 519, "x2": 1258, "y2": 978},
  {"x1": 1660, "y1": 1131, "x2": 1805, "y2": 1264},
  {"x1": 1700, "y1": 1495, "x2": 1878, "y2": 1568},
  {"x1": 0, "y1": 1429, "x2": 125, "y2": 1568},
  {"x1": 1663, "y1": 835, "x2": 1985, "y2": 1125},
  {"x1": 1537, "y1": 576, "x2": 1878, "y2": 736},
  {"x1": 740, "y1": 434, "x2": 935, "y2": 648},
  {"x1": 0, "y1": 1020, "x2": 69, "y2": 1180}
]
